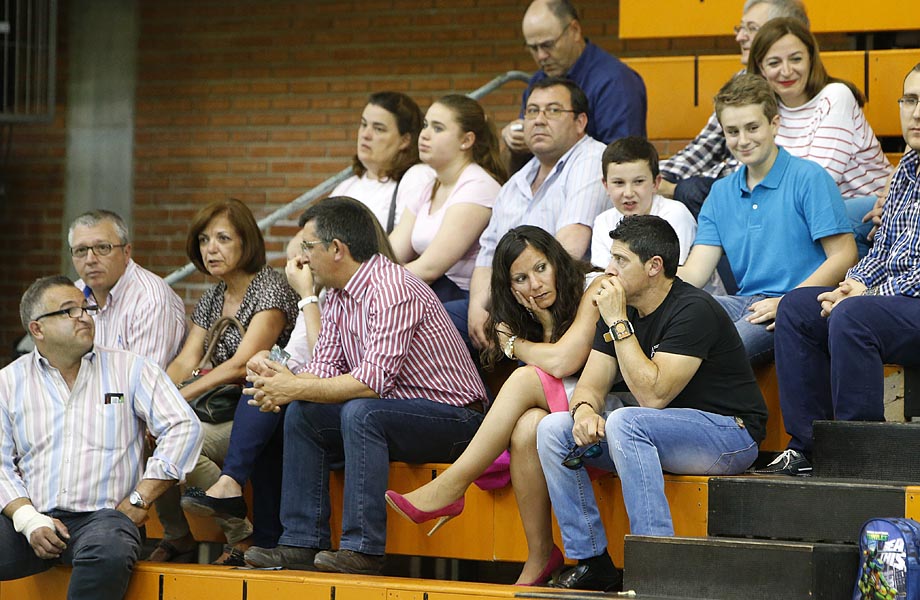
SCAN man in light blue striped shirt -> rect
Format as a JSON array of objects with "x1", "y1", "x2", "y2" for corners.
[
  {"x1": 0, "y1": 276, "x2": 202, "y2": 599},
  {"x1": 446, "y1": 77, "x2": 609, "y2": 350}
]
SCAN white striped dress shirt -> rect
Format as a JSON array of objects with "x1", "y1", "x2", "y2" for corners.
[
  {"x1": 775, "y1": 83, "x2": 893, "y2": 198},
  {"x1": 0, "y1": 347, "x2": 203, "y2": 513},
  {"x1": 476, "y1": 134, "x2": 609, "y2": 267},
  {"x1": 305, "y1": 255, "x2": 486, "y2": 406},
  {"x1": 77, "y1": 260, "x2": 187, "y2": 369}
]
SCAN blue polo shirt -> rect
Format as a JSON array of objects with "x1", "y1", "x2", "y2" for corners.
[
  {"x1": 521, "y1": 40, "x2": 647, "y2": 143},
  {"x1": 695, "y1": 147, "x2": 852, "y2": 297}
]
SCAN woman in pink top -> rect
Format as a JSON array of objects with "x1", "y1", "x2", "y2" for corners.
[
  {"x1": 749, "y1": 17, "x2": 893, "y2": 256},
  {"x1": 389, "y1": 95, "x2": 507, "y2": 302}
]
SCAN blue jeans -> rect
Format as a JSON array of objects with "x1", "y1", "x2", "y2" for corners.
[
  {"x1": 222, "y1": 394, "x2": 285, "y2": 547},
  {"x1": 0, "y1": 508, "x2": 141, "y2": 600},
  {"x1": 774, "y1": 286, "x2": 920, "y2": 455},
  {"x1": 713, "y1": 294, "x2": 775, "y2": 365},
  {"x1": 537, "y1": 407, "x2": 757, "y2": 559},
  {"x1": 278, "y1": 397, "x2": 483, "y2": 555},
  {"x1": 844, "y1": 195, "x2": 877, "y2": 259}
]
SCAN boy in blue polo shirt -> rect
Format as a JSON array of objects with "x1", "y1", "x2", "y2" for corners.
[{"x1": 677, "y1": 73, "x2": 857, "y2": 365}]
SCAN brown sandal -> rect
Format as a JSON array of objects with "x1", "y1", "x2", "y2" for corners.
[{"x1": 145, "y1": 538, "x2": 197, "y2": 563}]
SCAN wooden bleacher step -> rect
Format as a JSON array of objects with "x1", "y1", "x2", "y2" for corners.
[
  {"x1": 623, "y1": 535, "x2": 858, "y2": 600},
  {"x1": 812, "y1": 420, "x2": 920, "y2": 481},
  {"x1": 708, "y1": 476, "x2": 909, "y2": 543}
]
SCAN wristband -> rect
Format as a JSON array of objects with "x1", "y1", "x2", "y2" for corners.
[
  {"x1": 12, "y1": 504, "x2": 55, "y2": 541},
  {"x1": 297, "y1": 295, "x2": 319, "y2": 310},
  {"x1": 570, "y1": 400, "x2": 595, "y2": 419}
]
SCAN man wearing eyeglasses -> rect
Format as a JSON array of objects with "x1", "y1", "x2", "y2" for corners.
[
  {"x1": 446, "y1": 77, "x2": 608, "y2": 351},
  {"x1": 501, "y1": 0, "x2": 646, "y2": 171},
  {"x1": 69, "y1": 210, "x2": 186, "y2": 369},
  {"x1": 761, "y1": 63, "x2": 920, "y2": 476},
  {"x1": 658, "y1": 0, "x2": 809, "y2": 218},
  {"x1": 535, "y1": 216, "x2": 766, "y2": 591},
  {"x1": 0, "y1": 276, "x2": 202, "y2": 599}
]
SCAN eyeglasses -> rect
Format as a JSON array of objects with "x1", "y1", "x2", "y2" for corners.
[
  {"x1": 524, "y1": 21, "x2": 572, "y2": 54},
  {"x1": 32, "y1": 305, "x2": 99, "y2": 322},
  {"x1": 523, "y1": 106, "x2": 577, "y2": 120},
  {"x1": 70, "y1": 243, "x2": 126, "y2": 258},
  {"x1": 561, "y1": 442, "x2": 602, "y2": 469},
  {"x1": 733, "y1": 22, "x2": 761, "y2": 37},
  {"x1": 300, "y1": 239, "x2": 330, "y2": 253},
  {"x1": 898, "y1": 96, "x2": 919, "y2": 111}
]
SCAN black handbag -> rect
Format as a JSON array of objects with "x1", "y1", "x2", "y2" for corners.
[{"x1": 180, "y1": 316, "x2": 246, "y2": 424}]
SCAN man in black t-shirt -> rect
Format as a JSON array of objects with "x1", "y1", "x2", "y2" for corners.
[{"x1": 536, "y1": 215, "x2": 767, "y2": 592}]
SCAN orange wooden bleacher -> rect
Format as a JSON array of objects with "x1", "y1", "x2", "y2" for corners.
[
  {"x1": 620, "y1": 0, "x2": 920, "y2": 38},
  {"x1": 621, "y1": 49, "x2": 920, "y2": 142}
]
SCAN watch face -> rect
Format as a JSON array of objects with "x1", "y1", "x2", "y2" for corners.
[{"x1": 130, "y1": 491, "x2": 144, "y2": 507}]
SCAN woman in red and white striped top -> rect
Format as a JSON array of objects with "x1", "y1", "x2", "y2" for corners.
[{"x1": 749, "y1": 18, "x2": 893, "y2": 255}]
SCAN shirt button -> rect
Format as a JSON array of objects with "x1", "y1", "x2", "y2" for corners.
[{"x1": 752, "y1": 204, "x2": 759, "y2": 210}]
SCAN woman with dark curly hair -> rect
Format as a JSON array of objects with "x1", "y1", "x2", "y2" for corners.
[{"x1": 387, "y1": 225, "x2": 609, "y2": 586}]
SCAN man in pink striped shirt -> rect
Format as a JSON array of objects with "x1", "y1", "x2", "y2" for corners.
[
  {"x1": 242, "y1": 197, "x2": 486, "y2": 575},
  {"x1": 0, "y1": 276, "x2": 202, "y2": 599},
  {"x1": 69, "y1": 210, "x2": 186, "y2": 369}
]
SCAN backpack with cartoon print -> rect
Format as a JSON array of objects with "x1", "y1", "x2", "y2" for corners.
[{"x1": 854, "y1": 518, "x2": 920, "y2": 600}]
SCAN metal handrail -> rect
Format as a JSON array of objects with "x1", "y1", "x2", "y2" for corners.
[{"x1": 164, "y1": 70, "x2": 532, "y2": 285}]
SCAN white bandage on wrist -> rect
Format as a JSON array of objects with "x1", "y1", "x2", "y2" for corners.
[{"x1": 12, "y1": 504, "x2": 55, "y2": 541}]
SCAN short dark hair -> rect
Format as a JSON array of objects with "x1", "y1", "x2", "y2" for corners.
[
  {"x1": 20, "y1": 275, "x2": 76, "y2": 331},
  {"x1": 300, "y1": 196, "x2": 379, "y2": 262},
  {"x1": 714, "y1": 73, "x2": 779, "y2": 123},
  {"x1": 352, "y1": 91, "x2": 424, "y2": 181},
  {"x1": 186, "y1": 198, "x2": 266, "y2": 275},
  {"x1": 601, "y1": 136, "x2": 659, "y2": 179},
  {"x1": 529, "y1": 77, "x2": 590, "y2": 122},
  {"x1": 610, "y1": 215, "x2": 679, "y2": 278}
]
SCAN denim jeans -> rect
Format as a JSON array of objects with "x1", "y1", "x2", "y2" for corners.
[
  {"x1": 537, "y1": 407, "x2": 757, "y2": 559},
  {"x1": 712, "y1": 294, "x2": 775, "y2": 365},
  {"x1": 0, "y1": 508, "x2": 141, "y2": 600},
  {"x1": 774, "y1": 286, "x2": 920, "y2": 455},
  {"x1": 278, "y1": 397, "x2": 483, "y2": 555}
]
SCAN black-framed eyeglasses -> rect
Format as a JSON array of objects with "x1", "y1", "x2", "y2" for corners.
[
  {"x1": 561, "y1": 442, "x2": 602, "y2": 470},
  {"x1": 32, "y1": 305, "x2": 99, "y2": 322},
  {"x1": 300, "y1": 239, "x2": 331, "y2": 253},
  {"x1": 524, "y1": 21, "x2": 572, "y2": 54},
  {"x1": 523, "y1": 106, "x2": 577, "y2": 121},
  {"x1": 70, "y1": 243, "x2": 126, "y2": 258},
  {"x1": 898, "y1": 96, "x2": 919, "y2": 111}
]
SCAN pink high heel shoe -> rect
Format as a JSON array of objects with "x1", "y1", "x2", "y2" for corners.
[
  {"x1": 515, "y1": 545, "x2": 565, "y2": 586},
  {"x1": 384, "y1": 490, "x2": 464, "y2": 536}
]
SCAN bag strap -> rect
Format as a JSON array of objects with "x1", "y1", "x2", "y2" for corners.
[
  {"x1": 196, "y1": 315, "x2": 247, "y2": 372},
  {"x1": 385, "y1": 178, "x2": 401, "y2": 234}
]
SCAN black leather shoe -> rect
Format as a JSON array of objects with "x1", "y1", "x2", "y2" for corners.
[
  {"x1": 549, "y1": 563, "x2": 623, "y2": 592},
  {"x1": 313, "y1": 549, "x2": 385, "y2": 575},
  {"x1": 181, "y1": 487, "x2": 248, "y2": 520},
  {"x1": 243, "y1": 545, "x2": 318, "y2": 570}
]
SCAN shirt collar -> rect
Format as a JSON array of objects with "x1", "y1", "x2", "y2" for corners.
[
  {"x1": 341, "y1": 253, "x2": 384, "y2": 301},
  {"x1": 736, "y1": 146, "x2": 789, "y2": 194}
]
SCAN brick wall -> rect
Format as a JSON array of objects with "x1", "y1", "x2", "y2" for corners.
[{"x1": 0, "y1": 0, "x2": 850, "y2": 360}]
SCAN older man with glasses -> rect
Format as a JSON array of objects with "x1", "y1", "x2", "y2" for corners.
[
  {"x1": 69, "y1": 209, "x2": 186, "y2": 370},
  {"x1": 501, "y1": 0, "x2": 646, "y2": 172},
  {"x1": 0, "y1": 275, "x2": 202, "y2": 600},
  {"x1": 445, "y1": 77, "x2": 609, "y2": 352}
]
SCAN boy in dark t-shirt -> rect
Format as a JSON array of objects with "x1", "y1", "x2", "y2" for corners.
[{"x1": 536, "y1": 215, "x2": 767, "y2": 593}]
